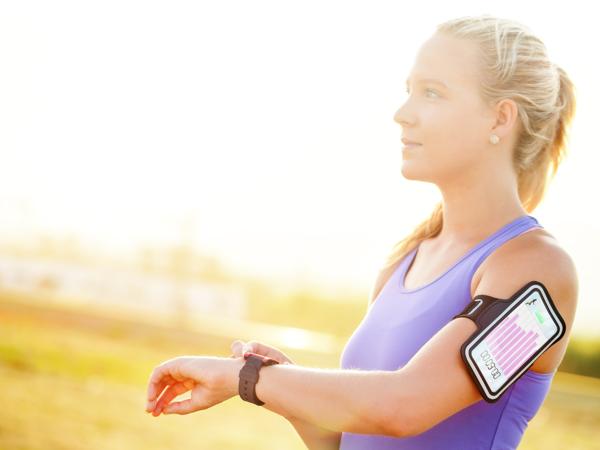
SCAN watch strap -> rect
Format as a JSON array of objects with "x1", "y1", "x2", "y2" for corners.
[{"x1": 238, "y1": 352, "x2": 279, "y2": 406}]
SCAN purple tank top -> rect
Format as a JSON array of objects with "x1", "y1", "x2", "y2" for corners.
[{"x1": 340, "y1": 214, "x2": 555, "y2": 450}]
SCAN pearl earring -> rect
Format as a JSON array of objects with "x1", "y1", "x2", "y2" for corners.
[{"x1": 489, "y1": 134, "x2": 500, "y2": 145}]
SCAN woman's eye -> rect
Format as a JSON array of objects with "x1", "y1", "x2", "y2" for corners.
[{"x1": 404, "y1": 88, "x2": 439, "y2": 98}]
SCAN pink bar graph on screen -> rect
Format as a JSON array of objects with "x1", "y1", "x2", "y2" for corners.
[
  {"x1": 496, "y1": 330, "x2": 534, "y2": 367},
  {"x1": 487, "y1": 313, "x2": 519, "y2": 342},
  {"x1": 487, "y1": 313, "x2": 519, "y2": 344},
  {"x1": 492, "y1": 327, "x2": 528, "y2": 362},
  {"x1": 497, "y1": 331, "x2": 536, "y2": 367},
  {"x1": 495, "y1": 325, "x2": 528, "y2": 356},
  {"x1": 503, "y1": 342, "x2": 536, "y2": 376},
  {"x1": 489, "y1": 315, "x2": 523, "y2": 349},
  {"x1": 502, "y1": 333, "x2": 539, "y2": 373},
  {"x1": 504, "y1": 338, "x2": 539, "y2": 376},
  {"x1": 489, "y1": 323, "x2": 521, "y2": 353}
]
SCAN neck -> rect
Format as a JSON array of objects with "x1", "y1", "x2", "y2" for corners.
[{"x1": 435, "y1": 171, "x2": 528, "y2": 245}]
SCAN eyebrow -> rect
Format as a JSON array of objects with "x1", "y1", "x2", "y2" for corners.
[{"x1": 405, "y1": 76, "x2": 449, "y2": 89}]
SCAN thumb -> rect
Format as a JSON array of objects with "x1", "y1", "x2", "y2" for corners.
[{"x1": 230, "y1": 340, "x2": 245, "y2": 357}]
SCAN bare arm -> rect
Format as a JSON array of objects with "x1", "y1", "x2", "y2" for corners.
[
  {"x1": 228, "y1": 340, "x2": 341, "y2": 449},
  {"x1": 287, "y1": 416, "x2": 342, "y2": 450},
  {"x1": 240, "y1": 327, "x2": 473, "y2": 438},
  {"x1": 230, "y1": 361, "x2": 401, "y2": 437},
  {"x1": 224, "y1": 244, "x2": 577, "y2": 438}
]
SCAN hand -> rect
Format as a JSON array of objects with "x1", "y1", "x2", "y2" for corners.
[
  {"x1": 145, "y1": 355, "x2": 244, "y2": 416},
  {"x1": 229, "y1": 339, "x2": 296, "y2": 365}
]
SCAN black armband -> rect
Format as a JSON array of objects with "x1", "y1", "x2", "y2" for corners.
[{"x1": 453, "y1": 280, "x2": 566, "y2": 403}]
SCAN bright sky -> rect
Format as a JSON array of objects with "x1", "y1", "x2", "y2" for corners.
[{"x1": 1, "y1": 1, "x2": 598, "y2": 336}]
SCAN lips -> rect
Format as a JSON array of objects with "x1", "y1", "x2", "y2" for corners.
[{"x1": 401, "y1": 137, "x2": 421, "y2": 146}]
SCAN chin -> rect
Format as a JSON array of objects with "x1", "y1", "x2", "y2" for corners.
[{"x1": 400, "y1": 162, "x2": 426, "y2": 181}]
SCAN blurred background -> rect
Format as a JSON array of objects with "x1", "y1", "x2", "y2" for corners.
[{"x1": 1, "y1": 1, "x2": 599, "y2": 449}]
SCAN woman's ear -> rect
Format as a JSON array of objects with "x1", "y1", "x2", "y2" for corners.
[{"x1": 491, "y1": 98, "x2": 520, "y2": 141}]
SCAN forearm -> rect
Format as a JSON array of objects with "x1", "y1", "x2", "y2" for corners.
[
  {"x1": 288, "y1": 416, "x2": 342, "y2": 450},
  {"x1": 228, "y1": 358, "x2": 400, "y2": 437}
]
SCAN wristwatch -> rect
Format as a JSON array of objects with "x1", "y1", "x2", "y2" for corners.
[{"x1": 238, "y1": 351, "x2": 280, "y2": 405}]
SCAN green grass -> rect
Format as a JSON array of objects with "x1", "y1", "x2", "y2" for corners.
[
  {"x1": 0, "y1": 298, "x2": 310, "y2": 450},
  {"x1": 1, "y1": 293, "x2": 599, "y2": 449}
]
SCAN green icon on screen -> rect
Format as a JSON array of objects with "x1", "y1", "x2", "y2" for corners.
[{"x1": 535, "y1": 310, "x2": 545, "y2": 324}]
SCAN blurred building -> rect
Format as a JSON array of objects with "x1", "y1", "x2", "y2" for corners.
[{"x1": 0, "y1": 256, "x2": 247, "y2": 320}]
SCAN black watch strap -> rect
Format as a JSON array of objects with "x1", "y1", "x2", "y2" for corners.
[{"x1": 238, "y1": 352, "x2": 279, "y2": 406}]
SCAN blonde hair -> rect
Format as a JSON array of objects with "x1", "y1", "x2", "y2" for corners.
[{"x1": 369, "y1": 14, "x2": 577, "y2": 306}]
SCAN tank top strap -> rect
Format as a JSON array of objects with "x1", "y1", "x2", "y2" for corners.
[{"x1": 466, "y1": 214, "x2": 544, "y2": 282}]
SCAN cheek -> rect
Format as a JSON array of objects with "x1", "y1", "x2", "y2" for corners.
[{"x1": 422, "y1": 107, "x2": 483, "y2": 164}]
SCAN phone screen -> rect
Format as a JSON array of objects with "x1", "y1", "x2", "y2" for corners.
[{"x1": 464, "y1": 283, "x2": 564, "y2": 400}]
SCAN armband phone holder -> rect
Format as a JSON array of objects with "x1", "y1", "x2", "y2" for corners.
[{"x1": 453, "y1": 280, "x2": 566, "y2": 403}]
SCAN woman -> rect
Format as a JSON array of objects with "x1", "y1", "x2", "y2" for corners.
[{"x1": 145, "y1": 15, "x2": 578, "y2": 450}]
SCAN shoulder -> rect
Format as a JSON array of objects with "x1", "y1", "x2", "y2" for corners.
[
  {"x1": 473, "y1": 229, "x2": 579, "y2": 372},
  {"x1": 474, "y1": 228, "x2": 578, "y2": 299}
]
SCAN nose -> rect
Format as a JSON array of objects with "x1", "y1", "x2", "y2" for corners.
[{"x1": 393, "y1": 101, "x2": 414, "y2": 127}]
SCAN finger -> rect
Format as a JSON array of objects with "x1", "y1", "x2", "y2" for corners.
[
  {"x1": 163, "y1": 398, "x2": 195, "y2": 415},
  {"x1": 247, "y1": 341, "x2": 293, "y2": 364},
  {"x1": 230, "y1": 340, "x2": 245, "y2": 357},
  {"x1": 147, "y1": 361, "x2": 176, "y2": 402},
  {"x1": 245, "y1": 341, "x2": 274, "y2": 358},
  {"x1": 153, "y1": 381, "x2": 192, "y2": 416},
  {"x1": 146, "y1": 375, "x2": 177, "y2": 412},
  {"x1": 243, "y1": 341, "x2": 274, "y2": 360},
  {"x1": 230, "y1": 339, "x2": 243, "y2": 353},
  {"x1": 243, "y1": 341, "x2": 259, "y2": 355}
]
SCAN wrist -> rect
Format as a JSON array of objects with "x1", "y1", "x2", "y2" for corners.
[
  {"x1": 226, "y1": 356, "x2": 246, "y2": 399},
  {"x1": 238, "y1": 352, "x2": 282, "y2": 406}
]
